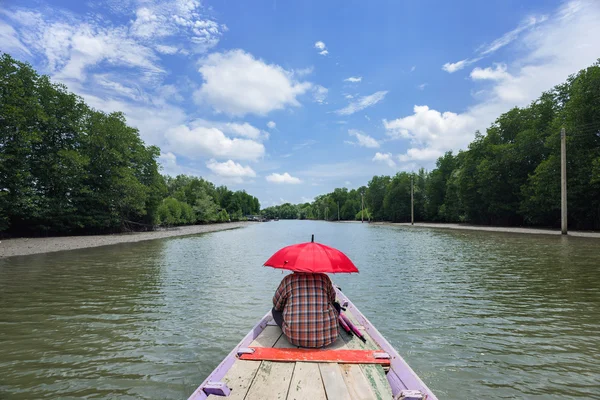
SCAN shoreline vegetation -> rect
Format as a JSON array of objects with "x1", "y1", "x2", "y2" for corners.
[
  {"x1": 2, "y1": 53, "x2": 600, "y2": 240},
  {"x1": 3, "y1": 220, "x2": 599, "y2": 259},
  {"x1": 0, "y1": 222, "x2": 250, "y2": 258},
  {"x1": 0, "y1": 54, "x2": 260, "y2": 238},
  {"x1": 262, "y1": 61, "x2": 600, "y2": 230},
  {"x1": 372, "y1": 221, "x2": 600, "y2": 238}
]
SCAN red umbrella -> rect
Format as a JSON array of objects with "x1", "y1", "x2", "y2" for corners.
[{"x1": 264, "y1": 235, "x2": 359, "y2": 274}]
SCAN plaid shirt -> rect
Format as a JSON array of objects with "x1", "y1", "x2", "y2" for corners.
[{"x1": 273, "y1": 273, "x2": 338, "y2": 348}]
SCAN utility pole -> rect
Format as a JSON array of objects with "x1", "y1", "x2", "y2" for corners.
[
  {"x1": 561, "y1": 127, "x2": 567, "y2": 235},
  {"x1": 361, "y1": 191, "x2": 364, "y2": 223},
  {"x1": 411, "y1": 173, "x2": 414, "y2": 225}
]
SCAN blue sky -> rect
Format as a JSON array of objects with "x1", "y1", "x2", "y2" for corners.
[{"x1": 1, "y1": 0, "x2": 600, "y2": 207}]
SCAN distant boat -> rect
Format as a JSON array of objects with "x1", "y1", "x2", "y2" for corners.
[{"x1": 187, "y1": 287, "x2": 438, "y2": 400}]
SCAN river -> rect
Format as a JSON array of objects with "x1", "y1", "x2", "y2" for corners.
[{"x1": 1, "y1": 220, "x2": 599, "y2": 399}]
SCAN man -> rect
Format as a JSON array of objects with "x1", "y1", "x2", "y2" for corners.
[{"x1": 272, "y1": 272, "x2": 339, "y2": 348}]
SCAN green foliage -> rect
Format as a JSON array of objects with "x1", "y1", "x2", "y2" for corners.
[
  {"x1": 256, "y1": 60, "x2": 600, "y2": 230},
  {"x1": 366, "y1": 176, "x2": 390, "y2": 221},
  {"x1": 217, "y1": 209, "x2": 230, "y2": 222},
  {"x1": 355, "y1": 208, "x2": 371, "y2": 221},
  {"x1": 0, "y1": 53, "x2": 261, "y2": 235},
  {"x1": 0, "y1": 54, "x2": 165, "y2": 234},
  {"x1": 2, "y1": 52, "x2": 600, "y2": 233}
]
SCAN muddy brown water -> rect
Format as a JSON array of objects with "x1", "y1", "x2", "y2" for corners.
[{"x1": 1, "y1": 221, "x2": 599, "y2": 399}]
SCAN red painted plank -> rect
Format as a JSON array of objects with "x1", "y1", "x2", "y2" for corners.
[{"x1": 238, "y1": 347, "x2": 391, "y2": 365}]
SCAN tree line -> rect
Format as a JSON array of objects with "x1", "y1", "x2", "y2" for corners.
[
  {"x1": 263, "y1": 61, "x2": 600, "y2": 229},
  {"x1": 0, "y1": 53, "x2": 259, "y2": 236}
]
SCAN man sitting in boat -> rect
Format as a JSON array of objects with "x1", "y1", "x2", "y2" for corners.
[{"x1": 271, "y1": 272, "x2": 339, "y2": 348}]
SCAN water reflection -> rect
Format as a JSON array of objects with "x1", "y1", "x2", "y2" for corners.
[
  {"x1": 0, "y1": 241, "x2": 168, "y2": 399},
  {"x1": 1, "y1": 222, "x2": 599, "y2": 399}
]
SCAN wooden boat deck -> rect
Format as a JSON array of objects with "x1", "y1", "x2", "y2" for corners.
[{"x1": 207, "y1": 311, "x2": 393, "y2": 400}]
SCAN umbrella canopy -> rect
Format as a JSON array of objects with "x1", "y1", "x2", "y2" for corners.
[{"x1": 264, "y1": 235, "x2": 359, "y2": 274}]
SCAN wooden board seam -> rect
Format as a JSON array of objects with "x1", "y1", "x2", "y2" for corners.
[{"x1": 282, "y1": 362, "x2": 296, "y2": 400}]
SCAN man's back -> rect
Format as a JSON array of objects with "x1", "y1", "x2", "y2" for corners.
[{"x1": 273, "y1": 273, "x2": 339, "y2": 348}]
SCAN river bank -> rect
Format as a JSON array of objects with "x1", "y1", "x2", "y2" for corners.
[
  {"x1": 375, "y1": 222, "x2": 600, "y2": 238},
  {"x1": 0, "y1": 222, "x2": 251, "y2": 258}
]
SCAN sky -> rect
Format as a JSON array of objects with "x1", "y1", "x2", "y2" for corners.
[{"x1": 1, "y1": 0, "x2": 600, "y2": 207}]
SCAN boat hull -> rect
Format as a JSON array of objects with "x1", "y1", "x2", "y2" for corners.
[{"x1": 187, "y1": 287, "x2": 438, "y2": 400}]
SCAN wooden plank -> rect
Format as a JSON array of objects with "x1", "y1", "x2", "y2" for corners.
[
  {"x1": 239, "y1": 348, "x2": 390, "y2": 365},
  {"x1": 250, "y1": 325, "x2": 283, "y2": 348},
  {"x1": 287, "y1": 362, "x2": 326, "y2": 400},
  {"x1": 245, "y1": 325, "x2": 296, "y2": 400},
  {"x1": 322, "y1": 333, "x2": 350, "y2": 350},
  {"x1": 273, "y1": 333, "x2": 297, "y2": 349},
  {"x1": 206, "y1": 360, "x2": 260, "y2": 400},
  {"x1": 318, "y1": 363, "x2": 351, "y2": 400},
  {"x1": 208, "y1": 324, "x2": 283, "y2": 400},
  {"x1": 340, "y1": 364, "x2": 377, "y2": 400},
  {"x1": 244, "y1": 361, "x2": 295, "y2": 400},
  {"x1": 341, "y1": 314, "x2": 393, "y2": 400}
]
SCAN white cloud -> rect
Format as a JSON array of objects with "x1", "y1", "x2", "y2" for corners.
[
  {"x1": 93, "y1": 74, "x2": 143, "y2": 101},
  {"x1": 384, "y1": 104, "x2": 476, "y2": 159},
  {"x1": 266, "y1": 172, "x2": 302, "y2": 184},
  {"x1": 344, "y1": 94, "x2": 354, "y2": 99},
  {"x1": 387, "y1": 0, "x2": 600, "y2": 165},
  {"x1": 206, "y1": 159, "x2": 256, "y2": 178},
  {"x1": 418, "y1": 83, "x2": 428, "y2": 90},
  {"x1": 294, "y1": 66, "x2": 314, "y2": 77},
  {"x1": 442, "y1": 14, "x2": 547, "y2": 73},
  {"x1": 372, "y1": 152, "x2": 396, "y2": 168},
  {"x1": 347, "y1": 129, "x2": 379, "y2": 148},
  {"x1": 410, "y1": 66, "x2": 416, "y2": 72},
  {"x1": 158, "y1": 152, "x2": 179, "y2": 175},
  {"x1": 442, "y1": 59, "x2": 473, "y2": 73},
  {"x1": 157, "y1": 84, "x2": 184, "y2": 102},
  {"x1": 189, "y1": 119, "x2": 267, "y2": 140},
  {"x1": 194, "y1": 49, "x2": 312, "y2": 116},
  {"x1": 128, "y1": 1, "x2": 226, "y2": 53},
  {"x1": 470, "y1": 63, "x2": 511, "y2": 81},
  {"x1": 158, "y1": 151, "x2": 201, "y2": 176},
  {"x1": 224, "y1": 122, "x2": 265, "y2": 140},
  {"x1": 478, "y1": 15, "x2": 548, "y2": 56},
  {"x1": 398, "y1": 148, "x2": 443, "y2": 162},
  {"x1": 313, "y1": 85, "x2": 328, "y2": 104},
  {"x1": 2, "y1": 9, "x2": 164, "y2": 83},
  {"x1": 167, "y1": 125, "x2": 265, "y2": 161},
  {"x1": 0, "y1": 20, "x2": 31, "y2": 55},
  {"x1": 344, "y1": 76, "x2": 362, "y2": 83},
  {"x1": 335, "y1": 91, "x2": 388, "y2": 115},
  {"x1": 267, "y1": 121, "x2": 276, "y2": 129},
  {"x1": 155, "y1": 44, "x2": 179, "y2": 54},
  {"x1": 314, "y1": 41, "x2": 328, "y2": 56}
]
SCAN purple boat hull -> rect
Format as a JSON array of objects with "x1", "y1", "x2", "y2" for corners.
[{"x1": 188, "y1": 287, "x2": 438, "y2": 400}]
